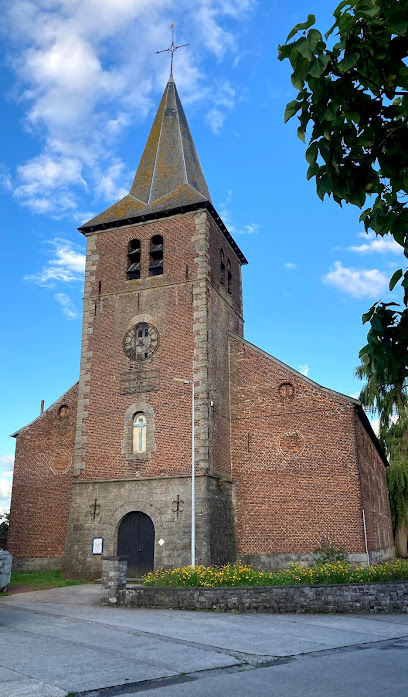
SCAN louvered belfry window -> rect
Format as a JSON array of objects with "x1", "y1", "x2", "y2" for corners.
[
  {"x1": 127, "y1": 239, "x2": 141, "y2": 279},
  {"x1": 227, "y1": 258, "x2": 232, "y2": 294},
  {"x1": 149, "y1": 235, "x2": 163, "y2": 276},
  {"x1": 220, "y1": 248, "x2": 225, "y2": 286}
]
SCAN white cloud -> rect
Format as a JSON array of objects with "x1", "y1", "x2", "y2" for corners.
[
  {"x1": 55, "y1": 293, "x2": 78, "y2": 319},
  {"x1": 95, "y1": 159, "x2": 130, "y2": 201},
  {"x1": 284, "y1": 262, "x2": 297, "y2": 270},
  {"x1": 323, "y1": 261, "x2": 388, "y2": 298},
  {"x1": 204, "y1": 81, "x2": 236, "y2": 134},
  {"x1": 0, "y1": 164, "x2": 12, "y2": 192},
  {"x1": 219, "y1": 189, "x2": 259, "y2": 235},
  {"x1": 0, "y1": 455, "x2": 14, "y2": 511},
  {"x1": 25, "y1": 238, "x2": 85, "y2": 286},
  {"x1": 14, "y1": 154, "x2": 86, "y2": 216},
  {"x1": 0, "y1": 480, "x2": 12, "y2": 501},
  {"x1": 297, "y1": 363, "x2": 310, "y2": 377},
  {"x1": 3, "y1": 1, "x2": 253, "y2": 217},
  {"x1": 348, "y1": 232, "x2": 403, "y2": 255},
  {"x1": 0, "y1": 455, "x2": 14, "y2": 472}
]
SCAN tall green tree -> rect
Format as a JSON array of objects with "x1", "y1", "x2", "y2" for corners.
[
  {"x1": 278, "y1": 0, "x2": 408, "y2": 386},
  {"x1": 355, "y1": 339, "x2": 408, "y2": 556}
]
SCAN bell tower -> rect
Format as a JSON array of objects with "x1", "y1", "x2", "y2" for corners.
[{"x1": 62, "y1": 75, "x2": 247, "y2": 579}]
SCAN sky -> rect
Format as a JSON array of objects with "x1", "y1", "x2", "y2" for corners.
[{"x1": 0, "y1": 0, "x2": 405, "y2": 514}]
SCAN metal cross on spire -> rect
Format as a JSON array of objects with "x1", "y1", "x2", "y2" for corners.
[{"x1": 156, "y1": 22, "x2": 189, "y2": 76}]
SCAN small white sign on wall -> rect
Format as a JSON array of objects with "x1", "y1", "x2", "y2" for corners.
[
  {"x1": 158, "y1": 538, "x2": 165, "y2": 546},
  {"x1": 92, "y1": 537, "x2": 104, "y2": 555}
]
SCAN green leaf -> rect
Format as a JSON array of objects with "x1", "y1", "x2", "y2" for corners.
[
  {"x1": 306, "y1": 163, "x2": 319, "y2": 180},
  {"x1": 284, "y1": 100, "x2": 301, "y2": 123},
  {"x1": 371, "y1": 315, "x2": 383, "y2": 333},
  {"x1": 297, "y1": 126, "x2": 305, "y2": 143},
  {"x1": 291, "y1": 70, "x2": 304, "y2": 90},
  {"x1": 309, "y1": 55, "x2": 330, "y2": 78},
  {"x1": 389, "y1": 269, "x2": 403, "y2": 291},
  {"x1": 338, "y1": 52, "x2": 359, "y2": 73},
  {"x1": 307, "y1": 28, "x2": 322, "y2": 52},
  {"x1": 296, "y1": 37, "x2": 313, "y2": 60},
  {"x1": 286, "y1": 14, "x2": 316, "y2": 42},
  {"x1": 306, "y1": 142, "x2": 318, "y2": 164},
  {"x1": 362, "y1": 304, "x2": 377, "y2": 324}
]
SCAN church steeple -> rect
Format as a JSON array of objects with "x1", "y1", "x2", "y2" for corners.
[{"x1": 79, "y1": 76, "x2": 211, "y2": 233}]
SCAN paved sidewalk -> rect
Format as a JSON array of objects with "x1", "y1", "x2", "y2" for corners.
[{"x1": 1, "y1": 585, "x2": 408, "y2": 696}]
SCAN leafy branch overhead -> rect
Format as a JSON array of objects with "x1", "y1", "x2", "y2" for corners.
[
  {"x1": 278, "y1": 0, "x2": 408, "y2": 289},
  {"x1": 278, "y1": 0, "x2": 408, "y2": 381}
]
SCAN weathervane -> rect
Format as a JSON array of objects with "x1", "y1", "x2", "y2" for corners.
[{"x1": 156, "y1": 22, "x2": 189, "y2": 76}]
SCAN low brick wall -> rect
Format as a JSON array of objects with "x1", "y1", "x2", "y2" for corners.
[{"x1": 117, "y1": 582, "x2": 408, "y2": 614}]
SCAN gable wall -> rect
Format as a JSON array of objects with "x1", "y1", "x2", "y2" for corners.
[
  {"x1": 229, "y1": 335, "x2": 367, "y2": 559},
  {"x1": 354, "y1": 414, "x2": 394, "y2": 559},
  {"x1": 8, "y1": 383, "x2": 78, "y2": 565}
]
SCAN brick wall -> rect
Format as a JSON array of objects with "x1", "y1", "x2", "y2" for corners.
[
  {"x1": 229, "y1": 334, "x2": 383, "y2": 561},
  {"x1": 8, "y1": 383, "x2": 78, "y2": 562},
  {"x1": 63, "y1": 208, "x2": 244, "y2": 576},
  {"x1": 354, "y1": 413, "x2": 394, "y2": 558}
]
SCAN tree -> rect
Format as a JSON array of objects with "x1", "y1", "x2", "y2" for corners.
[
  {"x1": 278, "y1": 0, "x2": 408, "y2": 378},
  {"x1": 0, "y1": 511, "x2": 9, "y2": 538},
  {"x1": 355, "y1": 345, "x2": 408, "y2": 556}
]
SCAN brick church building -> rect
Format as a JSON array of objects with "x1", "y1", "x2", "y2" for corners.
[{"x1": 8, "y1": 75, "x2": 394, "y2": 578}]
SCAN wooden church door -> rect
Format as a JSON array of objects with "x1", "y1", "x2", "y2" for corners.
[{"x1": 117, "y1": 512, "x2": 155, "y2": 577}]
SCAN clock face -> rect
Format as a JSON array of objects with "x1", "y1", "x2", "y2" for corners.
[{"x1": 123, "y1": 322, "x2": 159, "y2": 362}]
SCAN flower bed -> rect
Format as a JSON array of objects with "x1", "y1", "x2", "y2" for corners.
[{"x1": 143, "y1": 559, "x2": 408, "y2": 587}]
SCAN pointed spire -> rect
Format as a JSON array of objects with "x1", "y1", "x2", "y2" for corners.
[{"x1": 80, "y1": 77, "x2": 211, "y2": 232}]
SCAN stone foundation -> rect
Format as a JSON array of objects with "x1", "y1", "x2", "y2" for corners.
[
  {"x1": 241, "y1": 546, "x2": 395, "y2": 570},
  {"x1": 63, "y1": 474, "x2": 236, "y2": 579},
  {"x1": 11, "y1": 557, "x2": 62, "y2": 572}
]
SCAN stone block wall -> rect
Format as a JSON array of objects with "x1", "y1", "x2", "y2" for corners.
[
  {"x1": 62, "y1": 474, "x2": 236, "y2": 579},
  {"x1": 114, "y1": 582, "x2": 408, "y2": 614},
  {"x1": 101, "y1": 556, "x2": 127, "y2": 604}
]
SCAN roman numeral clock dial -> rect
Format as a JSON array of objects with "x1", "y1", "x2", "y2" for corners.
[{"x1": 123, "y1": 322, "x2": 160, "y2": 362}]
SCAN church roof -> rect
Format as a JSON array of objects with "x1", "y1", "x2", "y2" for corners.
[{"x1": 79, "y1": 77, "x2": 247, "y2": 264}]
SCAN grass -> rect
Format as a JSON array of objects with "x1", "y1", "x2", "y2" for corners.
[
  {"x1": 1, "y1": 570, "x2": 84, "y2": 594},
  {"x1": 143, "y1": 559, "x2": 408, "y2": 588}
]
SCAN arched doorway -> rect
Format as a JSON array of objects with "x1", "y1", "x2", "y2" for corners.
[{"x1": 117, "y1": 511, "x2": 155, "y2": 577}]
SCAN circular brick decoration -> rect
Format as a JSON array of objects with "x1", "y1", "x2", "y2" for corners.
[
  {"x1": 51, "y1": 451, "x2": 72, "y2": 474},
  {"x1": 279, "y1": 431, "x2": 304, "y2": 454},
  {"x1": 58, "y1": 405, "x2": 70, "y2": 418},
  {"x1": 278, "y1": 382, "x2": 295, "y2": 399}
]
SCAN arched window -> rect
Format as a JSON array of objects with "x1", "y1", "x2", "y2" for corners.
[
  {"x1": 227, "y1": 258, "x2": 232, "y2": 294},
  {"x1": 149, "y1": 235, "x2": 163, "y2": 276},
  {"x1": 127, "y1": 239, "x2": 140, "y2": 280},
  {"x1": 133, "y1": 412, "x2": 147, "y2": 454},
  {"x1": 220, "y1": 248, "x2": 225, "y2": 286}
]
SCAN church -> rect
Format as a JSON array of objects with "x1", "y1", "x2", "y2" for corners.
[{"x1": 8, "y1": 73, "x2": 394, "y2": 579}]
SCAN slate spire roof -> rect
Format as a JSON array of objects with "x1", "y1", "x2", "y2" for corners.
[{"x1": 79, "y1": 76, "x2": 211, "y2": 232}]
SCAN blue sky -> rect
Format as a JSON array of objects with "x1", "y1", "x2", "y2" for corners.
[{"x1": 0, "y1": 0, "x2": 404, "y2": 513}]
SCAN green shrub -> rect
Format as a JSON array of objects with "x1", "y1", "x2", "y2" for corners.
[{"x1": 313, "y1": 537, "x2": 348, "y2": 564}]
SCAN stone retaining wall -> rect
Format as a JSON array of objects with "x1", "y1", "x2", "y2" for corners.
[
  {"x1": 116, "y1": 582, "x2": 408, "y2": 614},
  {"x1": 100, "y1": 558, "x2": 408, "y2": 614}
]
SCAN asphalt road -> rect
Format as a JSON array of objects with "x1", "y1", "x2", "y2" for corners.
[{"x1": 1, "y1": 585, "x2": 408, "y2": 696}]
